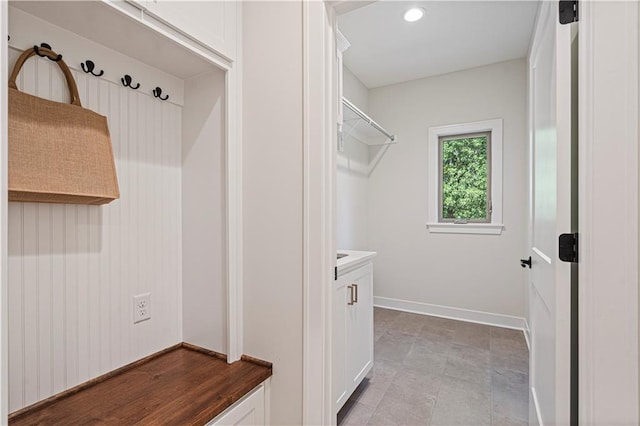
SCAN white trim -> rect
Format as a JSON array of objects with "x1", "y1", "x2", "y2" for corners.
[
  {"x1": 425, "y1": 222, "x2": 503, "y2": 235},
  {"x1": 0, "y1": 0, "x2": 8, "y2": 421},
  {"x1": 102, "y1": 0, "x2": 233, "y2": 70},
  {"x1": 531, "y1": 386, "x2": 544, "y2": 426},
  {"x1": 303, "y1": 2, "x2": 335, "y2": 425},
  {"x1": 523, "y1": 318, "x2": 531, "y2": 351},
  {"x1": 427, "y1": 118, "x2": 503, "y2": 227},
  {"x1": 374, "y1": 296, "x2": 526, "y2": 331},
  {"x1": 264, "y1": 378, "x2": 272, "y2": 426},
  {"x1": 579, "y1": 1, "x2": 639, "y2": 423},
  {"x1": 531, "y1": 247, "x2": 551, "y2": 265},
  {"x1": 225, "y1": 3, "x2": 242, "y2": 364}
]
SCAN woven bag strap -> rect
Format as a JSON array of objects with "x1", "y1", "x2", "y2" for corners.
[{"x1": 8, "y1": 46, "x2": 82, "y2": 107}]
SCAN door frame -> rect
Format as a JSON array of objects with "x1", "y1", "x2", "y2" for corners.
[
  {"x1": 302, "y1": 1, "x2": 338, "y2": 425},
  {"x1": 578, "y1": 1, "x2": 639, "y2": 423},
  {"x1": 302, "y1": 0, "x2": 640, "y2": 424},
  {"x1": 0, "y1": 0, "x2": 8, "y2": 421}
]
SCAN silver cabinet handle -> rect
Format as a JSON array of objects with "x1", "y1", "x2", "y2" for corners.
[
  {"x1": 347, "y1": 285, "x2": 355, "y2": 305},
  {"x1": 353, "y1": 284, "x2": 358, "y2": 303}
]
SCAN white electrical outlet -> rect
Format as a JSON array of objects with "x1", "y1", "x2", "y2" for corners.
[{"x1": 133, "y1": 293, "x2": 151, "y2": 323}]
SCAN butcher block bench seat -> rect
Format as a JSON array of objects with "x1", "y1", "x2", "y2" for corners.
[{"x1": 8, "y1": 343, "x2": 273, "y2": 426}]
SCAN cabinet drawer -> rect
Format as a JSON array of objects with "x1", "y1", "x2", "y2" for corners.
[{"x1": 207, "y1": 384, "x2": 265, "y2": 426}]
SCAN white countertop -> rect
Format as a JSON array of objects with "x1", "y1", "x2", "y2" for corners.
[{"x1": 337, "y1": 249, "x2": 376, "y2": 277}]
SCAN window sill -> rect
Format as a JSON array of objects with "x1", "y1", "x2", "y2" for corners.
[{"x1": 426, "y1": 223, "x2": 504, "y2": 235}]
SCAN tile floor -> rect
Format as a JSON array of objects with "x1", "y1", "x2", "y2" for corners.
[{"x1": 337, "y1": 307, "x2": 529, "y2": 426}]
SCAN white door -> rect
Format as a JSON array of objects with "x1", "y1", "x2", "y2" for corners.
[{"x1": 528, "y1": 2, "x2": 576, "y2": 425}]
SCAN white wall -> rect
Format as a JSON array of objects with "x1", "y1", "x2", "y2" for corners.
[
  {"x1": 367, "y1": 59, "x2": 527, "y2": 318},
  {"x1": 343, "y1": 66, "x2": 368, "y2": 109},
  {"x1": 242, "y1": 2, "x2": 303, "y2": 424},
  {"x1": 182, "y1": 70, "x2": 227, "y2": 354},
  {"x1": 337, "y1": 66, "x2": 369, "y2": 250},
  {"x1": 6, "y1": 45, "x2": 184, "y2": 411}
]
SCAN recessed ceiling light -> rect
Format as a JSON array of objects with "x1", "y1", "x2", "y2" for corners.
[{"x1": 403, "y1": 7, "x2": 425, "y2": 22}]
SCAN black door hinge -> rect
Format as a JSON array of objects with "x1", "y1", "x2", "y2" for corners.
[
  {"x1": 559, "y1": 1, "x2": 579, "y2": 24},
  {"x1": 335, "y1": 266, "x2": 338, "y2": 281},
  {"x1": 559, "y1": 233, "x2": 579, "y2": 263}
]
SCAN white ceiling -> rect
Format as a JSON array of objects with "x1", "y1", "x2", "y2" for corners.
[{"x1": 338, "y1": 1, "x2": 539, "y2": 88}]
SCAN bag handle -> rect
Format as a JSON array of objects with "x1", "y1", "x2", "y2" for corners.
[{"x1": 8, "y1": 46, "x2": 82, "y2": 107}]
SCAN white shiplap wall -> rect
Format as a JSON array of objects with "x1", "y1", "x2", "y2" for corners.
[{"x1": 7, "y1": 47, "x2": 183, "y2": 412}]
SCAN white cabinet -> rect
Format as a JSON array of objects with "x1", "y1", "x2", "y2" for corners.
[
  {"x1": 142, "y1": 0, "x2": 237, "y2": 60},
  {"x1": 208, "y1": 383, "x2": 267, "y2": 426},
  {"x1": 333, "y1": 261, "x2": 374, "y2": 413}
]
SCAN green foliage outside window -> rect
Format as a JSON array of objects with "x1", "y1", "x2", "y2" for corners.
[{"x1": 441, "y1": 136, "x2": 488, "y2": 220}]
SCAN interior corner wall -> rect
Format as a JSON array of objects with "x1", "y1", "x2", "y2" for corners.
[
  {"x1": 182, "y1": 69, "x2": 227, "y2": 354},
  {"x1": 242, "y1": 2, "x2": 303, "y2": 424},
  {"x1": 337, "y1": 66, "x2": 370, "y2": 250},
  {"x1": 367, "y1": 59, "x2": 528, "y2": 318}
]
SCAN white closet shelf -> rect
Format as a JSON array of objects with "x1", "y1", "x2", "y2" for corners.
[{"x1": 342, "y1": 97, "x2": 396, "y2": 146}]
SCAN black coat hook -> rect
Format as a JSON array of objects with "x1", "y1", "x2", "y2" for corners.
[
  {"x1": 81, "y1": 60, "x2": 104, "y2": 77},
  {"x1": 152, "y1": 87, "x2": 169, "y2": 101},
  {"x1": 34, "y1": 43, "x2": 62, "y2": 62},
  {"x1": 121, "y1": 74, "x2": 140, "y2": 90}
]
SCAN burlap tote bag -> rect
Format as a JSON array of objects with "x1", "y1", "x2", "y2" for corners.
[{"x1": 8, "y1": 46, "x2": 119, "y2": 205}]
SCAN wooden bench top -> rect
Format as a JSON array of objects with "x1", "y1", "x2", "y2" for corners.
[{"x1": 8, "y1": 343, "x2": 272, "y2": 426}]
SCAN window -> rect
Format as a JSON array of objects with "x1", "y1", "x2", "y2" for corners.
[
  {"x1": 427, "y1": 119, "x2": 503, "y2": 234},
  {"x1": 439, "y1": 132, "x2": 491, "y2": 223}
]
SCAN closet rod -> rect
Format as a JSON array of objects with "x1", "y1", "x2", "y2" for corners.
[{"x1": 342, "y1": 97, "x2": 395, "y2": 142}]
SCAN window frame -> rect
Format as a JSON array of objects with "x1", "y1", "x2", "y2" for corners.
[
  {"x1": 438, "y1": 131, "x2": 492, "y2": 224},
  {"x1": 427, "y1": 119, "x2": 503, "y2": 235}
]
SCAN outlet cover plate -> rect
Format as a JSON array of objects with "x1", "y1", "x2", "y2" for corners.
[{"x1": 133, "y1": 293, "x2": 151, "y2": 324}]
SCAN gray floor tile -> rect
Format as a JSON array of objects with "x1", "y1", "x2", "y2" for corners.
[
  {"x1": 374, "y1": 308, "x2": 401, "y2": 336},
  {"x1": 403, "y1": 340, "x2": 448, "y2": 374},
  {"x1": 339, "y1": 308, "x2": 529, "y2": 426},
  {"x1": 387, "y1": 366, "x2": 443, "y2": 402},
  {"x1": 491, "y1": 330, "x2": 528, "y2": 355},
  {"x1": 452, "y1": 322, "x2": 492, "y2": 350},
  {"x1": 491, "y1": 351, "x2": 528, "y2": 374},
  {"x1": 490, "y1": 327, "x2": 523, "y2": 340},
  {"x1": 367, "y1": 358, "x2": 402, "y2": 385},
  {"x1": 387, "y1": 311, "x2": 428, "y2": 335},
  {"x1": 422, "y1": 315, "x2": 459, "y2": 331},
  {"x1": 375, "y1": 331, "x2": 417, "y2": 363},
  {"x1": 354, "y1": 360, "x2": 401, "y2": 409},
  {"x1": 492, "y1": 368, "x2": 528, "y2": 422},
  {"x1": 338, "y1": 400, "x2": 375, "y2": 426},
  {"x1": 368, "y1": 393, "x2": 435, "y2": 426},
  {"x1": 430, "y1": 376, "x2": 492, "y2": 426},
  {"x1": 374, "y1": 306, "x2": 402, "y2": 323},
  {"x1": 444, "y1": 343, "x2": 491, "y2": 386},
  {"x1": 419, "y1": 323, "x2": 455, "y2": 342},
  {"x1": 492, "y1": 413, "x2": 528, "y2": 426}
]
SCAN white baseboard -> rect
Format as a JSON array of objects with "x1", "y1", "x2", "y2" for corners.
[
  {"x1": 374, "y1": 296, "x2": 526, "y2": 331},
  {"x1": 523, "y1": 318, "x2": 531, "y2": 351}
]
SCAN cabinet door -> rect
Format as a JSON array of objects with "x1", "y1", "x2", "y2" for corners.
[
  {"x1": 333, "y1": 277, "x2": 349, "y2": 412},
  {"x1": 346, "y1": 264, "x2": 373, "y2": 390},
  {"x1": 144, "y1": 0, "x2": 237, "y2": 60},
  {"x1": 208, "y1": 384, "x2": 265, "y2": 426}
]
